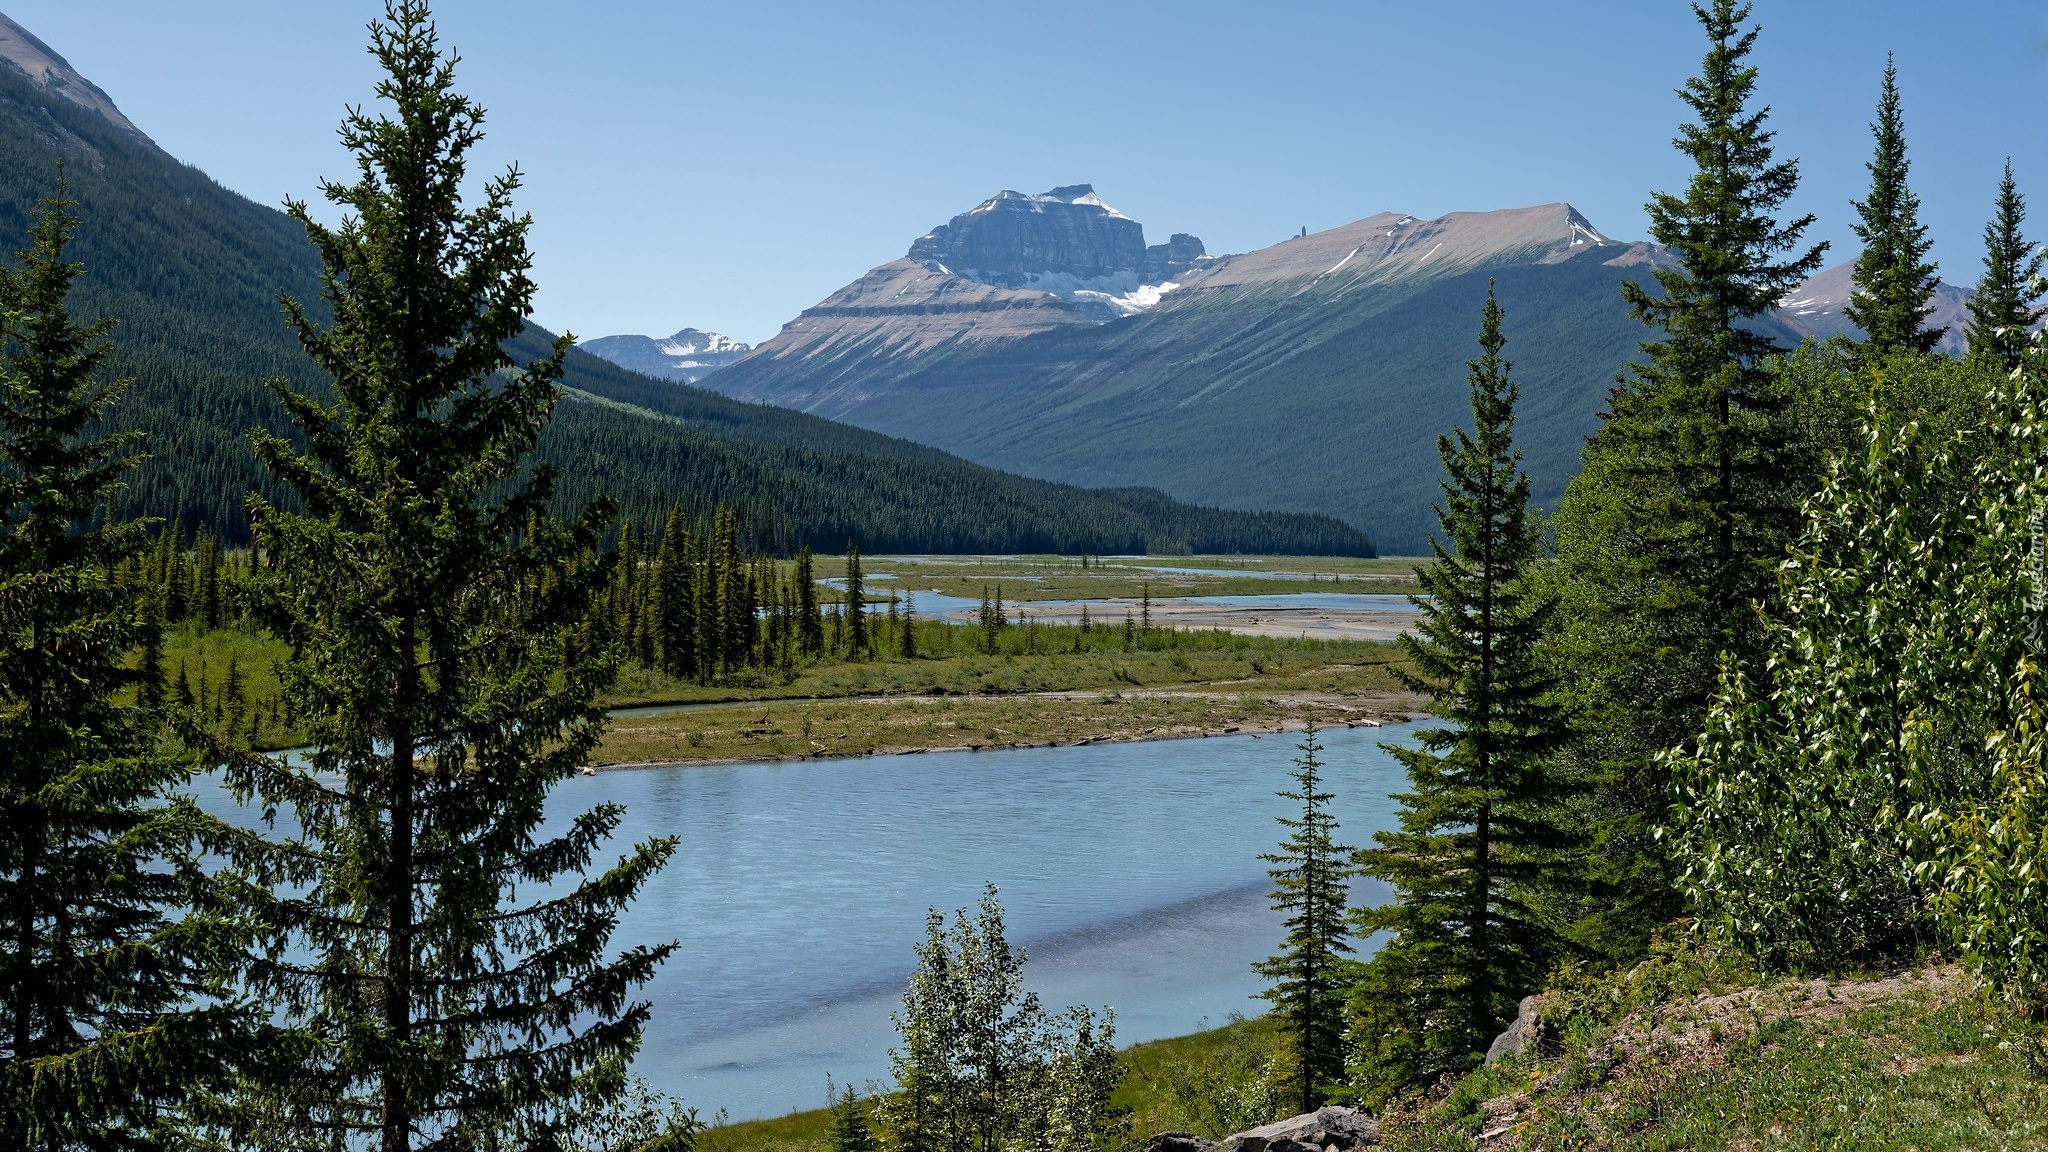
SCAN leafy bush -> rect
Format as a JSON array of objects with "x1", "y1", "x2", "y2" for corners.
[{"x1": 1673, "y1": 331, "x2": 2048, "y2": 1006}]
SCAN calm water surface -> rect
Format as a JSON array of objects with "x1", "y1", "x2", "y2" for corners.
[{"x1": 192, "y1": 723, "x2": 1418, "y2": 1120}]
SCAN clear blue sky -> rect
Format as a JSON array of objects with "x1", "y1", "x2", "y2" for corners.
[{"x1": 10, "y1": 1, "x2": 2045, "y2": 345}]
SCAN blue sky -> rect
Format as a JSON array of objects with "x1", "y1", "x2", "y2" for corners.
[{"x1": 10, "y1": 1, "x2": 2046, "y2": 344}]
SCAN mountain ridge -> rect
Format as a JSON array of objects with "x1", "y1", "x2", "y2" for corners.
[
  {"x1": 0, "y1": 20, "x2": 1370, "y2": 556},
  {"x1": 699, "y1": 196, "x2": 1689, "y2": 551},
  {"x1": 578, "y1": 328, "x2": 751, "y2": 383},
  {"x1": 0, "y1": 11, "x2": 147, "y2": 144},
  {"x1": 695, "y1": 187, "x2": 1987, "y2": 551}
]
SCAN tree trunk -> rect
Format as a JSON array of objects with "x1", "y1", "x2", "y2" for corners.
[{"x1": 383, "y1": 610, "x2": 418, "y2": 1152}]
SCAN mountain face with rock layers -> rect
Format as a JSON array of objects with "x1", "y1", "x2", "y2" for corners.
[
  {"x1": 707, "y1": 198, "x2": 1688, "y2": 552},
  {"x1": 704, "y1": 192, "x2": 1996, "y2": 552},
  {"x1": 713, "y1": 185, "x2": 1210, "y2": 412},
  {"x1": 906, "y1": 184, "x2": 1213, "y2": 316},
  {"x1": 579, "y1": 328, "x2": 751, "y2": 383}
]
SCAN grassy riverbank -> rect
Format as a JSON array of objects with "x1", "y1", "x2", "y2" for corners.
[
  {"x1": 814, "y1": 554, "x2": 1423, "y2": 602},
  {"x1": 1375, "y1": 951, "x2": 2048, "y2": 1150},
  {"x1": 697, "y1": 1015, "x2": 1283, "y2": 1152},
  {"x1": 162, "y1": 619, "x2": 1413, "y2": 757},
  {"x1": 591, "y1": 629, "x2": 1412, "y2": 766},
  {"x1": 697, "y1": 954, "x2": 2048, "y2": 1152}
]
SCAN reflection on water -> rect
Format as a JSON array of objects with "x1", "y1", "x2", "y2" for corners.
[{"x1": 190, "y1": 724, "x2": 1418, "y2": 1120}]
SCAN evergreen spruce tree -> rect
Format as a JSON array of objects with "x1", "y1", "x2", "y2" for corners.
[
  {"x1": 163, "y1": 518, "x2": 187, "y2": 623},
  {"x1": 615, "y1": 522, "x2": 643, "y2": 664},
  {"x1": 195, "y1": 530, "x2": 222, "y2": 628},
  {"x1": 846, "y1": 540, "x2": 867, "y2": 659},
  {"x1": 221, "y1": 655, "x2": 247, "y2": 733},
  {"x1": 655, "y1": 508, "x2": 696, "y2": 679},
  {"x1": 695, "y1": 522, "x2": 718, "y2": 679},
  {"x1": 1550, "y1": 0, "x2": 1825, "y2": 954},
  {"x1": 1844, "y1": 55, "x2": 1942, "y2": 355},
  {"x1": 137, "y1": 591, "x2": 167, "y2": 709},
  {"x1": 220, "y1": 7, "x2": 676, "y2": 1148},
  {"x1": 796, "y1": 547, "x2": 823, "y2": 657},
  {"x1": 1965, "y1": 159, "x2": 2046, "y2": 370},
  {"x1": 714, "y1": 506, "x2": 744, "y2": 674},
  {"x1": 0, "y1": 182, "x2": 245, "y2": 1148},
  {"x1": 1251, "y1": 725, "x2": 1354, "y2": 1113},
  {"x1": 1351, "y1": 287, "x2": 1576, "y2": 1100},
  {"x1": 828, "y1": 1084, "x2": 879, "y2": 1152},
  {"x1": 738, "y1": 561, "x2": 761, "y2": 669},
  {"x1": 900, "y1": 593, "x2": 918, "y2": 660}
]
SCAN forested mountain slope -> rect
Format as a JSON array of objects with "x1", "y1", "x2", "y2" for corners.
[
  {"x1": 0, "y1": 34, "x2": 1368, "y2": 555},
  {"x1": 707, "y1": 198, "x2": 1814, "y2": 553}
]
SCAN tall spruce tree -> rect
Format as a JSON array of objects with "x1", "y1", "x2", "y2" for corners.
[
  {"x1": 655, "y1": 508, "x2": 697, "y2": 679},
  {"x1": 1251, "y1": 725, "x2": 1353, "y2": 1114},
  {"x1": 1844, "y1": 55, "x2": 1943, "y2": 355},
  {"x1": 713, "y1": 506, "x2": 744, "y2": 674},
  {"x1": 0, "y1": 184, "x2": 245, "y2": 1148},
  {"x1": 1350, "y1": 286, "x2": 1575, "y2": 1101},
  {"x1": 845, "y1": 540, "x2": 867, "y2": 659},
  {"x1": 796, "y1": 547, "x2": 822, "y2": 656},
  {"x1": 220, "y1": 7, "x2": 676, "y2": 1148},
  {"x1": 1550, "y1": 0, "x2": 1825, "y2": 955},
  {"x1": 1965, "y1": 159, "x2": 2046, "y2": 370}
]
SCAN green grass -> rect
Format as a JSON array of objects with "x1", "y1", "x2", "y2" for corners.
[
  {"x1": 160, "y1": 615, "x2": 1409, "y2": 753},
  {"x1": 1379, "y1": 952, "x2": 2048, "y2": 1151},
  {"x1": 153, "y1": 621, "x2": 296, "y2": 748},
  {"x1": 602, "y1": 626, "x2": 1404, "y2": 707},
  {"x1": 1611, "y1": 998, "x2": 2048, "y2": 1149},
  {"x1": 696, "y1": 1014, "x2": 1285, "y2": 1152}
]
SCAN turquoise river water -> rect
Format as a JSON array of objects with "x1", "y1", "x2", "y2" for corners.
[{"x1": 191, "y1": 722, "x2": 1419, "y2": 1121}]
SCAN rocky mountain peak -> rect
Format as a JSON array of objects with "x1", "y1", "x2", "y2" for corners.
[
  {"x1": 0, "y1": 13, "x2": 150, "y2": 144},
  {"x1": 906, "y1": 184, "x2": 1210, "y2": 321},
  {"x1": 579, "y1": 328, "x2": 753, "y2": 384}
]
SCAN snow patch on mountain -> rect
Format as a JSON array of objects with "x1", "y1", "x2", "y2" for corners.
[
  {"x1": 656, "y1": 331, "x2": 747, "y2": 357},
  {"x1": 579, "y1": 328, "x2": 753, "y2": 383}
]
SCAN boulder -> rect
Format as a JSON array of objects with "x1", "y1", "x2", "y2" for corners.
[
  {"x1": 1142, "y1": 1133, "x2": 1219, "y2": 1152},
  {"x1": 1224, "y1": 1105, "x2": 1378, "y2": 1152},
  {"x1": 1484, "y1": 994, "x2": 1557, "y2": 1064}
]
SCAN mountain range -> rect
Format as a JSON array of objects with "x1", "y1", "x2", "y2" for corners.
[
  {"x1": 0, "y1": 12, "x2": 1367, "y2": 556},
  {"x1": 577, "y1": 329, "x2": 752, "y2": 383},
  {"x1": 655, "y1": 185, "x2": 1980, "y2": 552}
]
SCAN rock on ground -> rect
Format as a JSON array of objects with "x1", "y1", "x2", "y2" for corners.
[
  {"x1": 1223, "y1": 1105, "x2": 1379, "y2": 1152},
  {"x1": 1486, "y1": 994, "x2": 1553, "y2": 1065}
]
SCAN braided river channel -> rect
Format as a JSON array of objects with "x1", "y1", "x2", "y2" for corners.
[{"x1": 191, "y1": 722, "x2": 1419, "y2": 1121}]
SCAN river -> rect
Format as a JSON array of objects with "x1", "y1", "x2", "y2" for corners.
[{"x1": 191, "y1": 718, "x2": 1419, "y2": 1122}]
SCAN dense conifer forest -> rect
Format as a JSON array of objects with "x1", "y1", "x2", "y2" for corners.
[{"x1": 0, "y1": 65, "x2": 1368, "y2": 557}]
